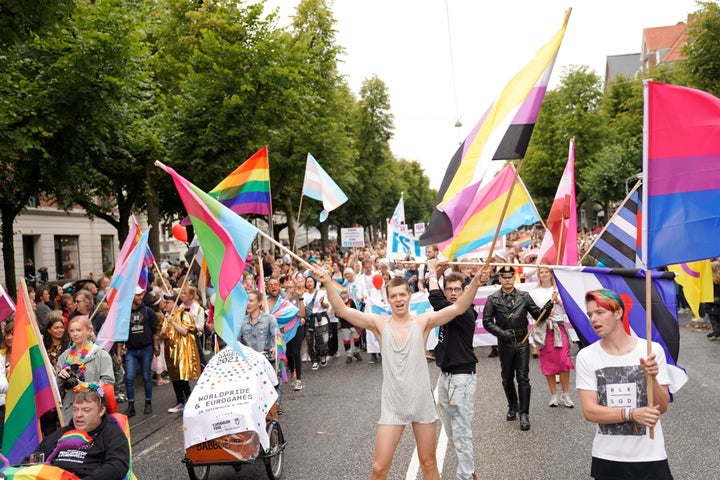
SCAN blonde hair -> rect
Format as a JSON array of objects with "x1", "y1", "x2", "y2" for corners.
[{"x1": 67, "y1": 315, "x2": 96, "y2": 342}]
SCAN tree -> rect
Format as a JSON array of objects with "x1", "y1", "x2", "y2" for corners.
[
  {"x1": 523, "y1": 66, "x2": 605, "y2": 226},
  {"x1": 682, "y1": 1, "x2": 720, "y2": 97}
]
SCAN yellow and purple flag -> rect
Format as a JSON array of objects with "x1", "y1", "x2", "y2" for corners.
[
  {"x1": 421, "y1": 9, "x2": 570, "y2": 246},
  {"x1": 157, "y1": 162, "x2": 259, "y2": 358}
]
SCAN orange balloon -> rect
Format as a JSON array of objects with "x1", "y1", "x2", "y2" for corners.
[
  {"x1": 372, "y1": 273, "x2": 384, "y2": 291},
  {"x1": 172, "y1": 224, "x2": 188, "y2": 243}
]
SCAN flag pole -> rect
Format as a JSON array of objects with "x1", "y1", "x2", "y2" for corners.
[
  {"x1": 555, "y1": 195, "x2": 569, "y2": 265},
  {"x1": 266, "y1": 145, "x2": 276, "y2": 252},
  {"x1": 645, "y1": 269, "x2": 655, "y2": 439},
  {"x1": 292, "y1": 195, "x2": 304, "y2": 254},
  {"x1": 153, "y1": 260, "x2": 171, "y2": 292},
  {"x1": 257, "y1": 229, "x2": 314, "y2": 271}
]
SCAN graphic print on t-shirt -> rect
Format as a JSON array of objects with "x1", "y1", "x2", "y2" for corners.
[{"x1": 596, "y1": 365, "x2": 646, "y2": 436}]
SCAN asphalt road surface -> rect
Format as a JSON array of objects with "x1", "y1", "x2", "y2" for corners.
[{"x1": 128, "y1": 313, "x2": 719, "y2": 479}]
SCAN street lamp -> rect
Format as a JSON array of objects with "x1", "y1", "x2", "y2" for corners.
[{"x1": 625, "y1": 172, "x2": 642, "y2": 195}]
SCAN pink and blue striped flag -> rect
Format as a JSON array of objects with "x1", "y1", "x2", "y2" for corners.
[
  {"x1": 269, "y1": 297, "x2": 300, "y2": 343},
  {"x1": 302, "y1": 153, "x2": 348, "y2": 222},
  {"x1": 158, "y1": 162, "x2": 259, "y2": 358},
  {"x1": 643, "y1": 81, "x2": 720, "y2": 268},
  {"x1": 2, "y1": 282, "x2": 60, "y2": 465},
  {"x1": 107, "y1": 217, "x2": 154, "y2": 306},
  {"x1": 96, "y1": 229, "x2": 150, "y2": 350}
]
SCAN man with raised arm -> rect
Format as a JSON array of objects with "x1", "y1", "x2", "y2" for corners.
[{"x1": 312, "y1": 265, "x2": 486, "y2": 480}]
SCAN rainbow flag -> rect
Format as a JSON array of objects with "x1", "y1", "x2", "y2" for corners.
[
  {"x1": 2, "y1": 282, "x2": 61, "y2": 465},
  {"x1": 302, "y1": 153, "x2": 348, "y2": 222},
  {"x1": 158, "y1": 162, "x2": 259, "y2": 359},
  {"x1": 643, "y1": 81, "x2": 720, "y2": 268},
  {"x1": 209, "y1": 146, "x2": 272, "y2": 216},
  {"x1": 516, "y1": 233, "x2": 533, "y2": 249},
  {"x1": 421, "y1": 9, "x2": 570, "y2": 245},
  {"x1": 96, "y1": 230, "x2": 150, "y2": 351},
  {"x1": 1, "y1": 465, "x2": 80, "y2": 479},
  {"x1": 440, "y1": 164, "x2": 540, "y2": 260},
  {"x1": 536, "y1": 138, "x2": 578, "y2": 265}
]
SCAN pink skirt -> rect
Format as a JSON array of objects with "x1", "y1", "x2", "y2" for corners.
[{"x1": 537, "y1": 323, "x2": 574, "y2": 375}]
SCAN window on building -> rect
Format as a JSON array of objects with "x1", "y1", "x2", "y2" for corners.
[
  {"x1": 55, "y1": 236, "x2": 80, "y2": 280},
  {"x1": 101, "y1": 235, "x2": 115, "y2": 274}
]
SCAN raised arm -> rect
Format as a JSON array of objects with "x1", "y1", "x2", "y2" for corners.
[
  {"x1": 426, "y1": 264, "x2": 486, "y2": 329},
  {"x1": 312, "y1": 267, "x2": 380, "y2": 335}
]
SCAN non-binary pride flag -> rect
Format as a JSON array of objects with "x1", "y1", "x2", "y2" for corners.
[
  {"x1": 157, "y1": 162, "x2": 259, "y2": 359},
  {"x1": 644, "y1": 81, "x2": 720, "y2": 268},
  {"x1": 440, "y1": 163, "x2": 540, "y2": 260},
  {"x1": 209, "y1": 146, "x2": 272, "y2": 216},
  {"x1": 302, "y1": 153, "x2": 348, "y2": 222},
  {"x1": 553, "y1": 266, "x2": 688, "y2": 393},
  {"x1": 2, "y1": 281, "x2": 60, "y2": 465},
  {"x1": 420, "y1": 9, "x2": 570, "y2": 246}
]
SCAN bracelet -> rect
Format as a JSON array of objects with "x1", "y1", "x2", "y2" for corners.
[
  {"x1": 629, "y1": 407, "x2": 635, "y2": 421},
  {"x1": 623, "y1": 407, "x2": 630, "y2": 422}
]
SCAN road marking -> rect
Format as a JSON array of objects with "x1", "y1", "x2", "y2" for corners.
[
  {"x1": 405, "y1": 386, "x2": 448, "y2": 479},
  {"x1": 135, "y1": 439, "x2": 165, "y2": 459}
]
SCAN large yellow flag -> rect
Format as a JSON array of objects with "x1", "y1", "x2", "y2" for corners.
[{"x1": 668, "y1": 260, "x2": 714, "y2": 318}]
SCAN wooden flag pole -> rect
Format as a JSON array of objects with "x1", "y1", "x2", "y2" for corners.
[
  {"x1": 257, "y1": 229, "x2": 314, "y2": 271},
  {"x1": 481, "y1": 158, "x2": 525, "y2": 265},
  {"x1": 292, "y1": 195, "x2": 305, "y2": 254},
  {"x1": 153, "y1": 260, "x2": 171, "y2": 292},
  {"x1": 555, "y1": 194, "x2": 570, "y2": 265},
  {"x1": 645, "y1": 269, "x2": 655, "y2": 439}
]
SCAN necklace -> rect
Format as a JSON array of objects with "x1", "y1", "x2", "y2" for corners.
[{"x1": 64, "y1": 340, "x2": 92, "y2": 373}]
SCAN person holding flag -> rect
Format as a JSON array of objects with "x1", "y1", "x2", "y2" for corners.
[{"x1": 577, "y1": 289, "x2": 672, "y2": 480}]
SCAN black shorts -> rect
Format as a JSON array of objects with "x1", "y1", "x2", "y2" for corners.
[{"x1": 591, "y1": 456, "x2": 673, "y2": 480}]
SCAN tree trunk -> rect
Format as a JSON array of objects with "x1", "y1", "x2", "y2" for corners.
[
  {"x1": 320, "y1": 222, "x2": 329, "y2": 251},
  {"x1": 145, "y1": 163, "x2": 161, "y2": 259},
  {"x1": 1, "y1": 205, "x2": 18, "y2": 301}
]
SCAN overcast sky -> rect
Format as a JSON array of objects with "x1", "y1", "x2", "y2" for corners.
[{"x1": 265, "y1": 0, "x2": 699, "y2": 189}]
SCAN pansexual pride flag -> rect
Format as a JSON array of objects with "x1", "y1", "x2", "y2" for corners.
[
  {"x1": 421, "y1": 9, "x2": 570, "y2": 245},
  {"x1": 2, "y1": 282, "x2": 60, "y2": 465},
  {"x1": 440, "y1": 164, "x2": 539, "y2": 260},
  {"x1": 158, "y1": 162, "x2": 258, "y2": 358},
  {"x1": 302, "y1": 153, "x2": 348, "y2": 222},
  {"x1": 643, "y1": 81, "x2": 720, "y2": 268},
  {"x1": 209, "y1": 146, "x2": 272, "y2": 216}
]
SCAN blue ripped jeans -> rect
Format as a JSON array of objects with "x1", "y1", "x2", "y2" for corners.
[{"x1": 436, "y1": 372, "x2": 477, "y2": 480}]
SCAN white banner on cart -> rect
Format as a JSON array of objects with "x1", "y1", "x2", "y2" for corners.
[{"x1": 183, "y1": 345, "x2": 279, "y2": 450}]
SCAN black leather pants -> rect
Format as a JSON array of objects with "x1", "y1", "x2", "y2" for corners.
[{"x1": 499, "y1": 341, "x2": 531, "y2": 411}]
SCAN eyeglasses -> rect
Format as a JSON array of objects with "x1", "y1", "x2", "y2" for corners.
[
  {"x1": 74, "y1": 299, "x2": 86, "y2": 304},
  {"x1": 444, "y1": 287, "x2": 464, "y2": 293}
]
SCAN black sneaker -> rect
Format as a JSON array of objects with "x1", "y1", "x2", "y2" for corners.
[
  {"x1": 144, "y1": 401, "x2": 152, "y2": 415},
  {"x1": 488, "y1": 347, "x2": 499, "y2": 358},
  {"x1": 346, "y1": 357, "x2": 352, "y2": 364},
  {"x1": 353, "y1": 352, "x2": 363, "y2": 362}
]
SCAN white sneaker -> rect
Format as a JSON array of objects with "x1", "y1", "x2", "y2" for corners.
[
  {"x1": 560, "y1": 393, "x2": 575, "y2": 408},
  {"x1": 311, "y1": 362, "x2": 319, "y2": 370},
  {"x1": 168, "y1": 403, "x2": 184, "y2": 413},
  {"x1": 549, "y1": 393, "x2": 560, "y2": 407}
]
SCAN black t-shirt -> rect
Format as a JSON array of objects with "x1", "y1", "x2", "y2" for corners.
[
  {"x1": 125, "y1": 305, "x2": 158, "y2": 350},
  {"x1": 429, "y1": 289, "x2": 478, "y2": 374}
]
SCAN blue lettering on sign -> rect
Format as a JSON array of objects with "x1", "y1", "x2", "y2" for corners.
[{"x1": 391, "y1": 232, "x2": 422, "y2": 257}]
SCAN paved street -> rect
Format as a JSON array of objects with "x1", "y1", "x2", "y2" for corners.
[{"x1": 128, "y1": 314, "x2": 719, "y2": 479}]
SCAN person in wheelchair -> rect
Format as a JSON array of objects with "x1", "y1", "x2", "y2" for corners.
[{"x1": 30, "y1": 383, "x2": 129, "y2": 480}]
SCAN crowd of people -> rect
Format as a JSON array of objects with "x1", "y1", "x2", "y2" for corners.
[{"x1": 0, "y1": 234, "x2": 703, "y2": 480}]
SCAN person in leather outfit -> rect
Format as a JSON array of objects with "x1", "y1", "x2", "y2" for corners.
[{"x1": 482, "y1": 265, "x2": 553, "y2": 431}]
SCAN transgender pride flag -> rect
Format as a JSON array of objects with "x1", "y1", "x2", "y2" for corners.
[
  {"x1": 302, "y1": 153, "x2": 348, "y2": 222},
  {"x1": 643, "y1": 81, "x2": 720, "y2": 268}
]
